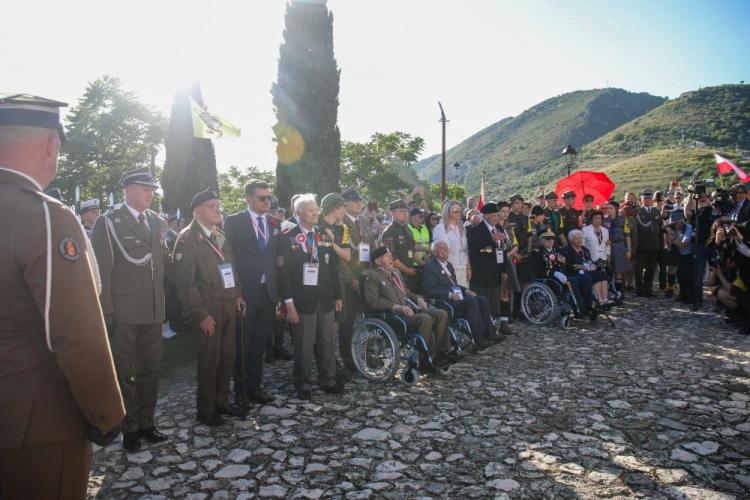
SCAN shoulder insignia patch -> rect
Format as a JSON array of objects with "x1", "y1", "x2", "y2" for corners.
[
  {"x1": 59, "y1": 237, "x2": 80, "y2": 261},
  {"x1": 341, "y1": 224, "x2": 350, "y2": 245}
]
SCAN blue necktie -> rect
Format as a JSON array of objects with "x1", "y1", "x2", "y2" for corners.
[{"x1": 257, "y1": 216, "x2": 266, "y2": 253}]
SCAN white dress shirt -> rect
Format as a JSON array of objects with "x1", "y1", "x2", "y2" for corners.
[{"x1": 125, "y1": 203, "x2": 151, "y2": 232}]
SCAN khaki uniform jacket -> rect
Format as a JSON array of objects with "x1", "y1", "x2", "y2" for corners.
[
  {"x1": 172, "y1": 220, "x2": 241, "y2": 322},
  {"x1": 340, "y1": 213, "x2": 375, "y2": 285},
  {"x1": 0, "y1": 168, "x2": 124, "y2": 450},
  {"x1": 91, "y1": 204, "x2": 170, "y2": 324},
  {"x1": 364, "y1": 267, "x2": 422, "y2": 311}
]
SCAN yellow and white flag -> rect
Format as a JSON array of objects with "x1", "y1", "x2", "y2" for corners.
[{"x1": 189, "y1": 97, "x2": 241, "y2": 139}]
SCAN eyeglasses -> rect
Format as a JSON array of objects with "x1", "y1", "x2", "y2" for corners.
[
  {"x1": 430, "y1": 217, "x2": 438, "y2": 221},
  {"x1": 252, "y1": 195, "x2": 272, "y2": 202},
  {"x1": 199, "y1": 204, "x2": 223, "y2": 212},
  {"x1": 449, "y1": 208, "x2": 462, "y2": 213}
]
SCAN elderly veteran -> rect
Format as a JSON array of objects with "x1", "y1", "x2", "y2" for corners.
[{"x1": 365, "y1": 246, "x2": 453, "y2": 373}]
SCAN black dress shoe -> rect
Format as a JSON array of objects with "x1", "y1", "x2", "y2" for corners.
[
  {"x1": 295, "y1": 390, "x2": 312, "y2": 401},
  {"x1": 473, "y1": 338, "x2": 493, "y2": 352},
  {"x1": 217, "y1": 403, "x2": 247, "y2": 417},
  {"x1": 137, "y1": 427, "x2": 168, "y2": 443},
  {"x1": 274, "y1": 347, "x2": 294, "y2": 361},
  {"x1": 197, "y1": 412, "x2": 226, "y2": 427},
  {"x1": 247, "y1": 389, "x2": 276, "y2": 404},
  {"x1": 123, "y1": 432, "x2": 141, "y2": 452},
  {"x1": 322, "y1": 382, "x2": 346, "y2": 395},
  {"x1": 264, "y1": 348, "x2": 275, "y2": 364}
]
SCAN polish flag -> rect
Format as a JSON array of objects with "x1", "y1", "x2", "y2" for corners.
[
  {"x1": 715, "y1": 154, "x2": 750, "y2": 182},
  {"x1": 477, "y1": 178, "x2": 485, "y2": 210}
]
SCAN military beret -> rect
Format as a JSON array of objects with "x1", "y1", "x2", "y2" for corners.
[
  {"x1": 341, "y1": 186, "x2": 364, "y2": 202},
  {"x1": 190, "y1": 186, "x2": 220, "y2": 211},
  {"x1": 479, "y1": 202, "x2": 499, "y2": 214},
  {"x1": 0, "y1": 93, "x2": 68, "y2": 145},
  {"x1": 321, "y1": 193, "x2": 345, "y2": 212},
  {"x1": 79, "y1": 199, "x2": 100, "y2": 214},
  {"x1": 372, "y1": 246, "x2": 391, "y2": 261},
  {"x1": 562, "y1": 191, "x2": 576, "y2": 199},
  {"x1": 121, "y1": 166, "x2": 159, "y2": 188},
  {"x1": 509, "y1": 193, "x2": 524, "y2": 202},
  {"x1": 640, "y1": 188, "x2": 654, "y2": 198},
  {"x1": 540, "y1": 227, "x2": 556, "y2": 239},
  {"x1": 409, "y1": 208, "x2": 425, "y2": 217},
  {"x1": 45, "y1": 188, "x2": 65, "y2": 202},
  {"x1": 544, "y1": 191, "x2": 558, "y2": 200},
  {"x1": 388, "y1": 199, "x2": 408, "y2": 211},
  {"x1": 531, "y1": 205, "x2": 545, "y2": 216}
]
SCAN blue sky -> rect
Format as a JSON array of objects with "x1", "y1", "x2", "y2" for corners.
[{"x1": 4, "y1": 0, "x2": 749, "y2": 172}]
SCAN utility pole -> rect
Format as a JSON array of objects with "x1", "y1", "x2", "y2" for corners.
[{"x1": 438, "y1": 102, "x2": 449, "y2": 203}]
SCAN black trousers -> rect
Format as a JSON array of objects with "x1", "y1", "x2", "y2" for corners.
[
  {"x1": 635, "y1": 250, "x2": 658, "y2": 293},
  {"x1": 233, "y1": 286, "x2": 274, "y2": 393},
  {"x1": 676, "y1": 253, "x2": 694, "y2": 300},
  {"x1": 657, "y1": 248, "x2": 668, "y2": 289},
  {"x1": 472, "y1": 285, "x2": 501, "y2": 317},
  {"x1": 451, "y1": 295, "x2": 494, "y2": 339}
]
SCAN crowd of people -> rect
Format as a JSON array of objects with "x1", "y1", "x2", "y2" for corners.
[{"x1": 2, "y1": 93, "x2": 749, "y2": 498}]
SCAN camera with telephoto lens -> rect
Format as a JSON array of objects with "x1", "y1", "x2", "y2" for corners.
[
  {"x1": 687, "y1": 175, "x2": 707, "y2": 196},
  {"x1": 724, "y1": 224, "x2": 737, "y2": 237},
  {"x1": 712, "y1": 189, "x2": 733, "y2": 215}
]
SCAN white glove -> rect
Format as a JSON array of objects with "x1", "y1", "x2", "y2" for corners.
[{"x1": 554, "y1": 271, "x2": 567, "y2": 283}]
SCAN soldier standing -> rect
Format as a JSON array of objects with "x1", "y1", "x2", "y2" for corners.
[
  {"x1": 633, "y1": 189, "x2": 661, "y2": 297},
  {"x1": 508, "y1": 194, "x2": 532, "y2": 319},
  {"x1": 381, "y1": 199, "x2": 419, "y2": 291},
  {"x1": 91, "y1": 166, "x2": 171, "y2": 452},
  {"x1": 542, "y1": 192, "x2": 565, "y2": 242},
  {"x1": 173, "y1": 188, "x2": 247, "y2": 426},
  {"x1": 0, "y1": 94, "x2": 124, "y2": 498},
  {"x1": 338, "y1": 187, "x2": 376, "y2": 372},
  {"x1": 558, "y1": 191, "x2": 581, "y2": 246}
]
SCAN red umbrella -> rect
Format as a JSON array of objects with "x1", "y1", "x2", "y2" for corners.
[{"x1": 555, "y1": 171, "x2": 615, "y2": 210}]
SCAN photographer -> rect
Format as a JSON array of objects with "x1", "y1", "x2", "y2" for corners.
[
  {"x1": 684, "y1": 183, "x2": 719, "y2": 310},
  {"x1": 664, "y1": 211, "x2": 694, "y2": 304},
  {"x1": 707, "y1": 218, "x2": 750, "y2": 333}
]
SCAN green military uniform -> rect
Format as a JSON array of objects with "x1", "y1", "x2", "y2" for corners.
[
  {"x1": 338, "y1": 188, "x2": 376, "y2": 368},
  {"x1": 90, "y1": 167, "x2": 170, "y2": 438},
  {"x1": 364, "y1": 266, "x2": 450, "y2": 358},
  {"x1": 382, "y1": 199, "x2": 419, "y2": 291}
]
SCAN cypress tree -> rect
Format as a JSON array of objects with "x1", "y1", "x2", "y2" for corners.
[
  {"x1": 162, "y1": 82, "x2": 219, "y2": 218},
  {"x1": 272, "y1": 0, "x2": 341, "y2": 207}
]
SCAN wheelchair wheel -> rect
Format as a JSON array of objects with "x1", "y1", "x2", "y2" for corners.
[
  {"x1": 560, "y1": 314, "x2": 571, "y2": 330},
  {"x1": 351, "y1": 318, "x2": 401, "y2": 383},
  {"x1": 401, "y1": 366, "x2": 419, "y2": 387},
  {"x1": 452, "y1": 320, "x2": 473, "y2": 350},
  {"x1": 521, "y1": 282, "x2": 559, "y2": 326}
]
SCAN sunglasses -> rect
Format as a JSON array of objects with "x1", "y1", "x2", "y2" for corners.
[
  {"x1": 253, "y1": 195, "x2": 272, "y2": 202},
  {"x1": 450, "y1": 208, "x2": 462, "y2": 213}
]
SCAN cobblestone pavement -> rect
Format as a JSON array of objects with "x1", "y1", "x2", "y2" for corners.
[{"x1": 88, "y1": 295, "x2": 750, "y2": 499}]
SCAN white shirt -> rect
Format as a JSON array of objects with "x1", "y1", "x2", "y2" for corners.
[
  {"x1": 125, "y1": 203, "x2": 151, "y2": 232},
  {"x1": 484, "y1": 220, "x2": 496, "y2": 233},
  {"x1": 582, "y1": 224, "x2": 610, "y2": 260},
  {"x1": 432, "y1": 222, "x2": 468, "y2": 268},
  {"x1": 196, "y1": 221, "x2": 213, "y2": 238}
]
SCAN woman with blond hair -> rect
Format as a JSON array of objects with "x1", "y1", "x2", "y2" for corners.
[{"x1": 433, "y1": 199, "x2": 471, "y2": 288}]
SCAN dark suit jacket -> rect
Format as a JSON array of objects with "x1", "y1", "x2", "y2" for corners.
[
  {"x1": 737, "y1": 199, "x2": 750, "y2": 225},
  {"x1": 467, "y1": 221, "x2": 508, "y2": 288},
  {"x1": 224, "y1": 210, "x2": 281, "y2": 304},
  {"x1": 277, "y1": 224, "x2": 342, "y2": 314},
  {"x1": 423, "y1": 257, "x2": 466, "y2": 301}
]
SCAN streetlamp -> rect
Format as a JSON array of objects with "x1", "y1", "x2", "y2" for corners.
[
  {"x1": 453, "y1": 162, "x2": 460, "y2": 184},
  {"x1": 562, "y1": 145, "x2": 577, "y2": 177}
]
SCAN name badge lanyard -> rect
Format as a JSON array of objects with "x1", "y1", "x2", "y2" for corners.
[
  {"x1": 305, "y1": 233, "x2": 318, "y2": 263},
  {"x1": 442, "y1": 264, "x2": 458, "y2": 287},
  {"x1": 252, "y1": 216, "x2": 269, "y2": 246},
  {"x1": 201, "y1": 233, "x2": 225, "y2": 263},
  {"x1": 595, "y1": 229, "x2": 603, "y2": 246},
  {"x1": 382, "y1": 268, "x2": 406, "y2": 294}
]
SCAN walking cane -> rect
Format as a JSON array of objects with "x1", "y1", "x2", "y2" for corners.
[{"x1": 237, "y1": 308, "x2": 246, "y2": 420}]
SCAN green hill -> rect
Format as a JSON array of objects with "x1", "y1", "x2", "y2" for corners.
[{"x1": 414, "y1": 88, "x2": 666, "y2": 197}]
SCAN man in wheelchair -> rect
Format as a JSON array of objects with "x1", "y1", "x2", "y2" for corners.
[
  {"x1": 423, "y1": 241, "x2": 496, "y2": 351},
  {"x1": 531, "y1": 228, "x2": 591, "y2": 315},
  {"x1": 364, "y1": 246, "x2": 453, "y2": 374}
]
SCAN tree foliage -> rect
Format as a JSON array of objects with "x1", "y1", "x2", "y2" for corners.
[
  {"x1": 218, "y1": 166, "x2": 277, "y2": 216},
  {"x1": 341, "y1": 132, "x2": 428, "y2": 207},
  {"x1": 428, "y1": 184, "x2": 467, "y2": 212},
  {"x1": 162, "y1": 82, "x2": 219, "y2": 217},
  {"x1": 272, "y1": 0, "x2": 341, "y2": 206},
  {"x1": 52, "y1": 75, "x2": 167, "y2": 204}
]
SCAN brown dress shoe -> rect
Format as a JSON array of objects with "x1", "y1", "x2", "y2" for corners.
[
  {"x1": 247, "y1": 389, "x2": 276, "y2": 404},
  {"x1": 234, "y1": 392, "x2": 253, "y2": 409},
  {"x1": 499, "y1": 321, "x2": 515, "y2": 335}
]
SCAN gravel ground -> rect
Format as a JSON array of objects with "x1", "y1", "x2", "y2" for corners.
[{"x1": 87, "y1": 294, "x2": 749, "y2": 499}]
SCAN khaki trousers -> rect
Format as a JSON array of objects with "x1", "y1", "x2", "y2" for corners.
[
  {"x1": 403, "y1": 308, "x2": 450, "y2": 357},
  {"x1": 193, "y1": 298, "x2": 237, "y2": 416},
  {"x1": 290, "y1": 306, "x2": 336, "y2": 391},
  {"x1": 0, "y1": 438, "x2": 91, "y2": 500},
  {"x1": 111, "y1": 323, "x2": 162, "y2": 434}
]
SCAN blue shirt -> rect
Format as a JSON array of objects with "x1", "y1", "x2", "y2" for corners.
[{"x1": 675, "y1": 224, "x2": 693, "y2": 256}]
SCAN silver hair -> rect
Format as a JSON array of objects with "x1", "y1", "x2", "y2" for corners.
[
  {"x1": 431, "y1": 240, "x2": 448, "y2": 252},
  {"x1": 567, "y1": 229, "x2": 583, "y2": 241},
  {"x1": 294, "y1": 193, "x2": 317, "y2": 213}
]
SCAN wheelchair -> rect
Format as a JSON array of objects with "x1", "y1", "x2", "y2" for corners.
[
  {"x1": 521, "y1": 277, "x2": 614, "y2": 330},
  {"x1": 349, "y1": 299, "x2": 471, "y2": 388}
]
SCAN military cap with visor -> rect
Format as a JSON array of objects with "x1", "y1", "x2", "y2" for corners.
[
  {"x1": 640, "y1": 188, "x2": 654, "y2": 198},
  {"x1": 388, "y1": 199, "x2": 409, "y2": 211},
  {"x1": 0, "y1": 93, "x2": 68, "y2": 145},
  {"x1": 190, "y1": 186, "x2": 220, "y2": 211},
  {"x1": 79, "y1": 199, "x2": 100, "y2": 215},
  {"x1": 540, "y1": 228, "x2": 556, "y2": 239},
  {"x1": 409, "y1": 208, "x2": 425, "y2": 217},
  {"x1": 341, "y1": 186, "x2": 365, "y2": 203},
  {"x1": 121, "y1": 166, "x2": 159, "y2": 189},
  {"x1": 544, "y1": 191, "x2": 559, "y2": 200},
  {"x1": 321, "y1": 193, "x2": 346, "y2": 213}
]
